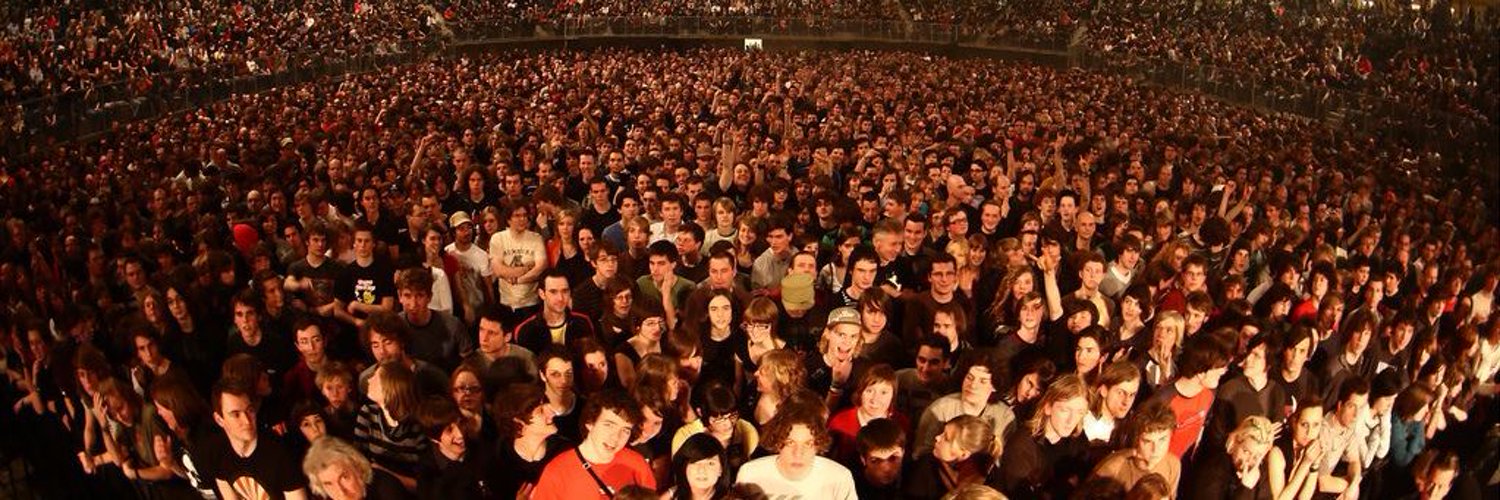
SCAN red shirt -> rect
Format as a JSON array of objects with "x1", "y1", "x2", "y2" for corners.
[
  {"x1": 531, "y1": 447, "x2": 655, "y2": 500},
  {"x1": 1164, "y1": 385, "x2": 1215, "y2": 458},
  {"x1": 828, "y1": 408, "x2": 910, "y2": 463}
]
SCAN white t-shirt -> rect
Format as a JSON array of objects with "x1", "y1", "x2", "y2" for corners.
[
  {"x1": 735, "y1": 455, "x2": 855, "y2": 500},
  {"x1": 428, "y1": 265, "x2": 453, "y2": 314},
  {"x1": 488, "y1": 229, "x2": 545, "y2": 308},
  {"x1": 446, "y1": 242, "x2": 491, "y2": 315}
]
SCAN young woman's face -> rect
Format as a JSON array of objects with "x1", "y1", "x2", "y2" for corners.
[
  {"x1": 299, "y1": 414, "x2": 327, "y2": 442},
  {"x1": 860, "y1": 381, "x2": 894, "y2": 417},
  {"x1": 1122, "y1": 296, "x2": 1142, "y2": 320},
  {"x1": 684, "y1": 455, "x2": 723, "y2": 492},
  {"x1": 1012, "y1": 272, "x2": 1034, "y2": 296}
]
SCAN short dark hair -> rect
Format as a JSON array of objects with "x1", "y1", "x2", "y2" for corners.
[
  {"x1": 1176, "y1": 336, "x2": 1229, "y2": 378},
  {"x1": 855, "y1": 417, "x2": 906, "y2": 456},
  {"x1": 680, "y1": 222, "x2": 705, "y2": 244},
  {"x1": 416, "y1": 396, "x2": 462, "y2": 440},
  {"x1": 211, "y1": 380, "x2": 257, "y2": 416},
  {"x1": 364, "y1": 311, "x2": 411, "y2": 349},
  {"x1": 915, "y1": 333, "x2": 953, "y2": 360},
  {"x1": 1335, "y1": 376, "x2": 1371, "y2": 407},
  {"x1": 580, "y1": 390, "x2": 645, "y2": 442},
  {"x1": 647, "y1": 240, "x2": 680, "y2": 262}
]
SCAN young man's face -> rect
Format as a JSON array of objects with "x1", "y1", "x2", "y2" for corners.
[
  {"x1": 648, "y1": 255, "x2": 675, "y2": 281},
  {"x1": 766, "y1": 229, "x2": 790, "y2": 253},
  {"x1": 1136, "y1": 429, "x2": 1171, "y2": 467},
  {"x1": 542, "y1": 276, "x2": 571, "y2": 313},
  {"x1": 861, "y1": 446, "x2": 904, "y2": 486},
  {"x1": 398, "y1": 288, "x2": 432, "y2": 315},
  {"x1": 477, "y1": 318, "x2": 507, "y2": 355},
  {"x1": 353, "y1": 230, "x2": 375, "y2": 259},
  {"x1": 594, "y1": 253, "x2": 619, "y2": 280},
  {"x1": 214, "y1": 392, "x2": 258, "y2": 445},
  {"x1": 585, "y1": 408, "x2": 635, "y2": 459},
  {"x1": 914, "y1": 346, "x2": 947, "y2": 383},
  {"x1": 295, "y1": 326, "x2": 324, "y2": 359},
  {"x1": 661, "y1": 201, "x2": 682, "y2": 224},
  {"x1": 368, "y1": 331, "x2": 403, "y2": 364},
  {"x1": 776, "y1": 424, "x2": 819, "y2": 479}
]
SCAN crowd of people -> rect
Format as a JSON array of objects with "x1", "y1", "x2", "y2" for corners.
[
  {"x1": 1085, "y1": 0, "x2": 1499, "y2": 127},
  {"x1": 0, "y1": 46, "x2": 1497, "y2": 500},
  {"x1": 0, "y1": 0, "x2": 438, "y2": 103}
]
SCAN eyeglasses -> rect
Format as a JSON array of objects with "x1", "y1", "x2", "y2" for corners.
[
  {"x1": 743, "y1": 322, "x2": 772, "y2": 332},
  {"x1": 453, "y1": 385, "x2": 483, "y2": 395}
]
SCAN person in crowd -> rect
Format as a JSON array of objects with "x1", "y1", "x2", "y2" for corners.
[
  {"x1": 665, "y1": 433, "x2": 732, "y2": 500},
  {"x1": 735, "y1": 404, "x2": 857, "y2": 499},
  {"x1": 396, "y1": 268, "x2": 470, "y2": 371},
  {"x1": 353, "y1": 361, "x2": 428, "y2": 490},
  {"x1": 531, "y1": 391, "x2": 656, "y2": 499},
  {"x1": 914, "y1": 349, "x2": 1015, "y2": 458},
  {"x1": 903, "y1": 414, "x2": 996, "y2": 500},
  {"x1": 1184, "y1": 416, "x2": 1276, "y2": 500},
  {"x1": 514, "y1": 270, "x2": 597, "y2": 354},
  {"x1": 993, "y1": 374, "x2": 1091, "y2": 499},
  {"x1": 1089, "y1": 401, "x2": 1180, "y2": 493},
  {"x1": 850, "y1": 418, "x2": 907, "y2": 499},
  {"x1": 414, "y1": 395, "x2": 498, "y2": 499},
  {"x1": 200, "y1": 382, "x2": 310, "y2": 500},
  {"x1": 670, "y1": 380, "x2": 758, "y2": 475},
  {"x1": 301, "y1": 436, "x2": 412, "y2": 500}
]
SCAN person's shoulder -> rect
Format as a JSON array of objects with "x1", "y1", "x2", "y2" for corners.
[
  {"x1": 736, "y1": 455, "x2": 778, "y2": 478},
  {"x1": 814, "y1": 455, "x2": 855, "y2": 480}
]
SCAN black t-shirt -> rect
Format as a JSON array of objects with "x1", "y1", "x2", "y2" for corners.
[
  {"x1": 287, "y1": 258, "x2": 346, "y2": 307},
  {"x1": 494, "y1": 435, "x2": 570, "y2": 499},
  {"x1": 199, "y1": 432, "x2": 308, "y2": 500},
  {"x1": 338, "y1": 258, "x2": 396, "y2": 313}
]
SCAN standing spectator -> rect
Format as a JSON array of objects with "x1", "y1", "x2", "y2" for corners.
[
  {"x1": 444, "y1": 212, "x2": 493, "y2": 325},
  {"x1": 993, "y1": 374, "x2": 1092, "y2": 499},
  {"x1": 337, "y1": 222, "x2": 398, "y2": 329},
  {"x1": 515, "y1": 270, "x2": 598, "y2": 354},
  {"x1": 531, "y1": 391, "x2": 656, "y2": 499},
  {"x1": 735, "y1": 405, "x2": 856, "y2": 499},
  {"x1": 490, "y1": 199, "x2": 548, "y2": 329},
  {"x1": 397, "y1": 268, "x2": 471, "y2": 371},
  {"x1": 1089, "y1": 401, "x2": 1181, "y2": 493},
  {"x1": 1152, "y1": 336, "x2": 1229, "y2": 459},
  {"x1": 301, "y1": 437, "x2": 412, "y2": 500},
  {"x1": 200, "y1": 382, "x2": 310, "y2": 500}
]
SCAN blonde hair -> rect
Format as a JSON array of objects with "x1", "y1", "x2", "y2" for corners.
[
  {"x1": 1227, "y1": 415, "x2": 1275, "y2": 452},
  {"x1": 1027, "y1": 374, "x2": 1089, "y2": 437},
  {"x1": 1152, "y1": 311, "x2": 1185, "y2": 351},
  {"x1": 302, "y1": 437, "x2": 372, "y2": 497},
  {"x1": 758, "y1": 349, "x2": 806, "y2": 402},
  {"x1": 944, "y1": 414, "x2": 996, "y2": 456}
]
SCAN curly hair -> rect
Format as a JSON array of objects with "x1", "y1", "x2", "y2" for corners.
[
  {"x1": 760, "y1": 405, "x2": 831, "y2": 454},
  {"x1": 301, "y1": 437, "x2": 372, "y2": 498}
]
